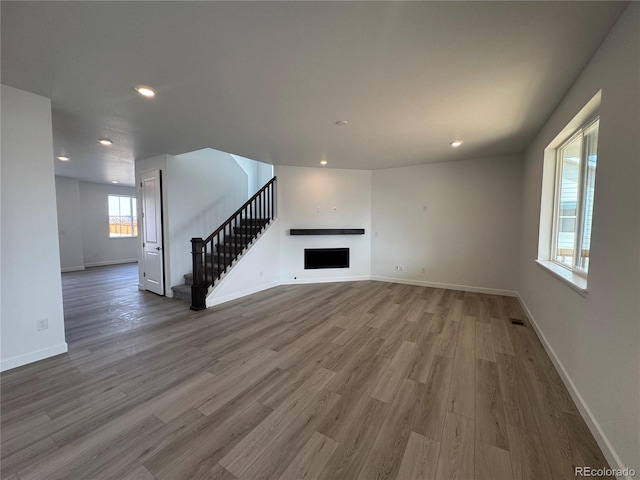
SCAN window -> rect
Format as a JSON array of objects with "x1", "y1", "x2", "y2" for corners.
[
  {"x1": 108, "y1": 195, "x2": 138, "y2": 238},
  {"x1": 537, "y1": 91, "x2": 601, "y2": 293},
  {"x1": 552, "y1": 118, "x2": 598, "y2": 274}
]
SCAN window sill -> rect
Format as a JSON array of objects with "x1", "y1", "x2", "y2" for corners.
[{"x1": 535, "y1": 260, "x2": 588, "y2": 296}]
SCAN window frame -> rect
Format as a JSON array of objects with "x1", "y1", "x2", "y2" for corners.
[
  {"x1": 537, "y1": 91, "x2": 601, "y2": 294},
  {"x1": 549, "y1": 115, "x2": 599, "y2": 279},
  {"x1": 108, "y1": 194, "x2": 138, "y2": 238}
]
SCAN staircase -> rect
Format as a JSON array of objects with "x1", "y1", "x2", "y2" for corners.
[
  {"x1": 171, "y1": 218, "x2": 271, "y2": 302},
  {"x1": 172, "y1": 177, "x2": 277, "y2": 310}
]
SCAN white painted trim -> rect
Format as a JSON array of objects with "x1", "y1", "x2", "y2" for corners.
[
  {"x1": 0, "y1": 343, "x2": 68, "y2": 372},
  {"x1": 371, "y1": 276, "x2": 519, "y2": 297},
  {"x1": 207, "y1": 281, "x2": 281, "y2": 308},
  {"x1": 61, "y1": 266, "x2": 85, "y2": 273},
  {"x1": 281, "y1": 275, "x2": 372, "y2": 285},
  {"x1": 206, "y1": 270, "x2": 519, "y2": 307},
  {"x1": 84, "y1": 259, "x2": 138, "y2": 268},
  {"x1": 515, "y1": 294, "x2": 631, "y2": 480},
  {"x1": 535, "y1": 259, "x2": 588, "y2": 296}
]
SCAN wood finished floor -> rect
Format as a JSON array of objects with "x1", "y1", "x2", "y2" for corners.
[{"x1": 1, "y1": 264, "x2": 612, "y2": 480}]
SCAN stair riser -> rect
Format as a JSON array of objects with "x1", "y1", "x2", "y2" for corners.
[
  {"x1": 184, "y1": 256, "x2": 231, "y2": 284},
  {"x1": 206, "y1": 233, "x2": 257, "y2": 245},
  {"x1": 206, "y1": 252, "x2": 238, "y2": 261},
  {"x1": 205, "y1": 266, "x2": 223, "y2": 275},
  {"x1": 234, "y1": 226, "x2": 266, "y2": 235},
  {"x1": 239, "y1": 219, "x2": 270, "y2": 226},
  {"x1": 215, "y1": 244, "x2": 248, "y2": 254},
  {"x1": 220, "y1": 237, "x2": 252, "y2": 245},
  {"x1": 171, "y1": 285, "x2": 192, "y2": 302}
]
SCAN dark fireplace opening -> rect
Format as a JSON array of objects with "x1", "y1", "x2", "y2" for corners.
[{"x1": 304, "y1": 248, "x2": 349, "y2": 269}]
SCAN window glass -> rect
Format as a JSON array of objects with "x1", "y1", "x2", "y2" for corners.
[
  {"x1": 579, "y1": 120, "x2": 598, "y2": 270},
  {"x1": 108, "y1": 195, "x2": 138, "y2": 238},
  {"x1": 551, "y1": 118, "x2": 598, "y2": 274},
  {"x1": 554, "y1": 135, "x2": 581, "y2": 266}
]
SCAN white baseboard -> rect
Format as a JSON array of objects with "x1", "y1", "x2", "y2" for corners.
[
  {"x1": 371, "y1": 276, "x2": 519, "y2": 297},
  {"x1": 84, "y1": 259, "x2": 138, "y2": 268},
  {"x1": 206, "y1": 274, "x2": 518, "y2": 307},
  {"x1": 281, "y1": 275, "x2": 372, "y2": 285},
  {"x1": 515, "y1": 294, "x2": 631, "y2": 479},
  {"x1": 61, "y1": 266, "x2": 85, "y2": 273},
  {"x1": 0, "y1": 343, "x2": 68, "y2": 372}
]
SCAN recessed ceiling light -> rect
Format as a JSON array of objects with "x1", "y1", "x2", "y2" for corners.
[
  {"x1": 98, "y1": 138, "x2": 113, "y2": 146},
  {"x1": 335, "y1": 120, "x2": 348, "y2": 126},
  {"x1": 111, "y1": 180, "x2": 119, "y2": 184},
  {"x1": 57, "y1": 155, "x2": 70, "y2": 161},
  {"x1": 135, "y1": 85, "x2": 156, "y2": 98},
  {"x1": 320, "y1": 159, "x2": 328, "y2": 165},
  {"x1": 450, "y1": 140, "x2": 464, "y2": 147}
]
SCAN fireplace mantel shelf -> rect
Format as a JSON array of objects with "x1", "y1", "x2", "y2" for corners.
[{"x1": 290, "y1": 228, "x2": 365, "y2": 235}]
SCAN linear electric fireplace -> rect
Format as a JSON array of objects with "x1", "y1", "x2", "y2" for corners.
[{"x1": 304, "y1": 248, "x2": 349, "y2": 269}]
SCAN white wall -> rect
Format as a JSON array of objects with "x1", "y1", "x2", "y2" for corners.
[
  {"x1": 166, "y1": 149, "x2": 248, "y2": 289},
  {"x1": 1, "y1": 85, "x2": 67, "y2": 371},
  {"x1": 257, "y1": 161, "x2": 274, "y2": 191},
  {"x1": 79, "y1": 181, "x2": 138, "y2": 267},
  {"x1": 277, "y1": 166, "x2": 372, "y2": 283},
  {"x1": 232, "y1": 154, "x2": 274, "y2": 196},
  {"x1": 55, "y1": 176, "x2": 84, "y2": 271},
  {"x1": 517, "y1": 3, "x2": 639, "y2": 473},
  {"x1": 371, "y1": 155, "x2": 522, "y2": 294},
  {"x1": 55, "y1": 176, "x2": 138, "y2": 270}
]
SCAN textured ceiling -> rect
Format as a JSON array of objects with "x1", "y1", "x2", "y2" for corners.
[{"x1": 1, "y1": 1, "x2": 628, "y2": 186}]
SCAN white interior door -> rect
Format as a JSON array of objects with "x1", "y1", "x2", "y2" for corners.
[{"x1": 141, "y1": 169, "x2": 164, "y2": 295}]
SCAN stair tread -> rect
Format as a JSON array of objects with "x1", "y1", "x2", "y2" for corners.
[{"x1": 171, "y1": 284, "x2": 191, "y2": 303}]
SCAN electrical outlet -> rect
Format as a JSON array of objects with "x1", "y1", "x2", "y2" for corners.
[
  {"x1": 399, "y1": 266, "x2": 403, "y2": 271},
  {"x1": 421, "y1": 267, "x2": 426, "y2": 273},
  {"x1": 333, "y1": 207, "x2": 337, "y2": 213},
  {"x1": 316, "y1": 207, "x2": 320, "y2": 213},
  {"x1": 422, "y1": 205, "x2": 427, "y2": 212},
  {"x1": 260, "y1": 271, "x2": 263, "y2": 277},
  {"x1": 374, "y1": 231, "x2": 379, "y2": 238},
  {"x1": 394, "y1": 265, "x2": 399, "y2": 271},
  {"x1": 37, "y1": 318, "x2": 48, "y2": 331}
]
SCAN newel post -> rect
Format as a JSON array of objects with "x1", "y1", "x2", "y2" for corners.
[{"x1": 190, "y1": 237, "x2": 207, "y2": 311}]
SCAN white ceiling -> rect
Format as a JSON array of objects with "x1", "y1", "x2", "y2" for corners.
[{"x1": 1, "y1": 1, "x2": 628, "y2": 186}]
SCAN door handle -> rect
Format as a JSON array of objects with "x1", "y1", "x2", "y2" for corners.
[{"x1": 156, "y1": 247, "x2": 161, "y2": 251}]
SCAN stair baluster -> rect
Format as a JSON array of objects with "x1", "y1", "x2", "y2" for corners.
[{"x1": 189, "y1": 177, "x2": 277, "y2": 310}]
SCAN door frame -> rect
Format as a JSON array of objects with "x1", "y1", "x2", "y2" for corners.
[{"x1": 138, "y1": 168, "x2": 167, "y2": 295}]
